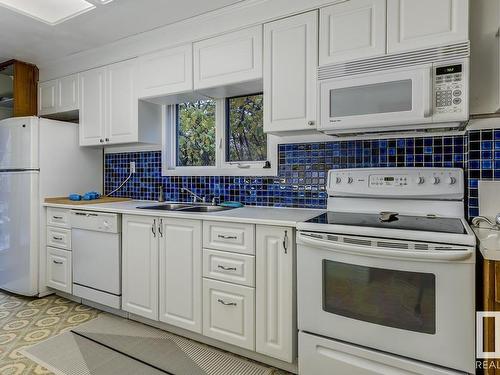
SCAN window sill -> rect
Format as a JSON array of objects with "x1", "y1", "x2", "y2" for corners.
[{"x1": 161, "y1": 165, "x2": 278, "y2": 177}]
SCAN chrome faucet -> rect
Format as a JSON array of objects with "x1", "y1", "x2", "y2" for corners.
[
  {"x1": 471, "y1": 214, "x2": 500, "y2": 230},
  {"x1": 181, "y1": 187, "x2": 205, "y2": 203}
]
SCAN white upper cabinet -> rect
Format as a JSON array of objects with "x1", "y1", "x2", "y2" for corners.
[
  {"x1": 387, "y1": 0, "x2": 469, "y2": 53},
  {"x1": 57, "y1": 74, "x2": 79, "y2": 113},
  {"x1": 79, "y1": 67, "x2": 106, "y2": 146},
  {"x1": 39, "y1": 74, "x2": 79, "y2": 116},
  {"x1": 138, "y1": 44, "x2": 193, "y2": 99},
  {"x1": 319, "y1": 0, "x2": 387, "y2": 65},
  {"x1": 159, "y1": 218, "x2": 202, "y2": 334},
  {"x1": 106, "y1": 59, "x2": 139, "y2": 144},
  {"x1": 194, "y1": 26, "x2": 263, "y2": 91},
  {"x1": 264, "y1": 11, "x2": 318, "y2": 133},
  {"x1": 38, "y1": 80, "x2": 57, "y2": 116},
  {"x1": 79, "y1": 59, "x2": 161, "y2": 147}
]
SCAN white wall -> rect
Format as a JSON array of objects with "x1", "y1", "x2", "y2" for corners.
[{"x1": 39, "y1": 0, "x2": 342, "y2": 81}]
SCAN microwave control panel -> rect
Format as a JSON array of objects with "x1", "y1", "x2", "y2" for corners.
[{"x1": 433, "y1": 63, "x2": 466, "y2": 115}]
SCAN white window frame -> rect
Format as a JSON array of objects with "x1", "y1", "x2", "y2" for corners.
[{"x1": 162, "y1": 97, "x2": 278, "y2": 176}]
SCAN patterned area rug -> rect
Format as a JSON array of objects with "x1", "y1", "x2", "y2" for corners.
[
  {"x1": 0, "y1": 290, "x2": 100, "y2": 375},
  {"x1": 22, "y1": 314, "x2": 274, "y2": 375}
]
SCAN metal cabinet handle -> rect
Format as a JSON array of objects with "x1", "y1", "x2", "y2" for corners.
[
  {"x1": 152, "y1": 219, "x2": 156, "y2": 237},
  {"x1": 218, "y1": 234, "x2": 237, "y2": 240},
  {"x1": 53, "y1": 216, "x2": 63, "y2": 220},
  {"x1": 158, "y1": 219, "x2": 163, "y2": 238},
  {"x1": 52, "y1": 236, "x2": 63, "y2": 241},
  {"x1": 53, "y1": 260, "x2": 63, "y2": 265},
  {"x1": 283, "y1": 230, "x2": 289, "y2": 254},
  {"x1": 307, "y1": 120, "x2": 315, "y2": 126},
  {"x1": 217, "y1": 265, "x2": 237, "y2": 271},
  {"x1": 105, "y1": 138, "x2": 110, "y2": 142},
  {"x1": 217, "y1": 299, "x2": 237, "y2": 307},
  {"x1": 99, "y1": 139, "x2": 104, "y2": 143}
]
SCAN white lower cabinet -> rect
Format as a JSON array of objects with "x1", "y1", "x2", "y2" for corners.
[
  {"x1": 203, "y1": 279, "x2": 255, "y2": 350},
  {"x1": 159, "y1": 218, "x2": 202, "y2": 333},
  {"x1": 256, "y1": 225, "x2": 295, "y2": 362},
  {"x1": 122, "y1": 215, "x2": 159, "y2": 320},
  {"x1": 46, "y1": 247, "x2": 72, "y2": 293}
]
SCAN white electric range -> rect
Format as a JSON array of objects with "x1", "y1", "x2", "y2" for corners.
[{"x1": 296, "y1": 168, "x2": 476, "y2": 375}]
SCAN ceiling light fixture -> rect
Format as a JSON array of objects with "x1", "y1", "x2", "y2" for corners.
[{"x1": 0, "y1": 0, "x2": 113, "y2": 26}]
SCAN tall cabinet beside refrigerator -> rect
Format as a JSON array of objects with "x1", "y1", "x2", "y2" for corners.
[{"x1": 0, "y1": 116, "x2": 102, "y2": 296}]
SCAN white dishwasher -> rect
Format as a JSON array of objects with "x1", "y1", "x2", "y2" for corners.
[{"x1": 71, "y1": 211, "x2": 121, "y2": 309}]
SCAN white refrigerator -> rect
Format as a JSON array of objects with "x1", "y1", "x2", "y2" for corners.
[{"x1": 0, "y1": 116, "x2": 102, "y2": 296}]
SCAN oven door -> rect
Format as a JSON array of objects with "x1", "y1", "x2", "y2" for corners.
[
  {"x1": 319, "y1": 65, "x2": 432, "y2": 133},
  {"x1": 297, "y1": 231, "x2": 475, "y2": 373}
]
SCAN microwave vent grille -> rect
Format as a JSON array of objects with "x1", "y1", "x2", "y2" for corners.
[
  {"x1": 318, "y1": 42, "x2": 470, "y2": 80},
  {"x1": 344, "y1": 237, "x2": 372, "y2": 247}
]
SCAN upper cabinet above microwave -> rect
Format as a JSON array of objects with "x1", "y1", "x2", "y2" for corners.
[
  {"x1": 386, "y1": 0, "x2": 469, "y2": 53},
  {"x1": 319, "y1": 0, "x2": 469, "y2": 66},
  {"x1": 193, "y1": 26, "x2": 263, "y2": 97},
  {"x1": 319, "y1": 0, "x2": 387, "y2": 65}
]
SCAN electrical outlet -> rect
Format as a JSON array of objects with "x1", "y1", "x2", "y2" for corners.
[{"x1": 130, "y1": 162, "x2": 136, "y2": 174}]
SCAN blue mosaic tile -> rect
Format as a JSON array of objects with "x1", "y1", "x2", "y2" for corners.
[{"x1": 104, "y1": 130, "x2": 500, "y2": 219}]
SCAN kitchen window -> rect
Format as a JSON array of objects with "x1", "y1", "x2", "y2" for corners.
[{"x1": 163, "y1": 93, "x2": 277, "y2": 176}]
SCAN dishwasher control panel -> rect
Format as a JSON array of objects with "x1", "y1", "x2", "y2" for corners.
[{"x1": 70, "y1": 211, "x2": 120, "y2": 233}]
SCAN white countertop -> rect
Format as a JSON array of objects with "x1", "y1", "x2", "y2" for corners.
[
  {"x1": 43, "y1": 200, "x2": 324, "y2": 227},
  {"x1": 473, "y1": 226, "x2": 500, "y2": 261}
]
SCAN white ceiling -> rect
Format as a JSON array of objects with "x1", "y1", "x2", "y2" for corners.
[{"x1": 0, "y1": 0, "x2": 245, "y2": 66}]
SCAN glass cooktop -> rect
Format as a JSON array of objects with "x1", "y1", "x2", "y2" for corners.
[{"x1": 305, "y1": 211, "x2": 466, "y2": 234}]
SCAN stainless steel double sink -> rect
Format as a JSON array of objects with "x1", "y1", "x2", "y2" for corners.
[{"x1": 137, "y1": 202, "x2": 236, "y2": 213}]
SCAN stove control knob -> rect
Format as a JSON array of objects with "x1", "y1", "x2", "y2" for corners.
[
  {"x1": 335, "y1": 177, "x2": 342, "y2": 184},
  {"x1": 415, "y1": 176, "x2": 425, "y2": 185},
  {"x1": 347, "y1": 177, "x2": 353, "y2": 184},
  {"x1": 446, "y1": 176, "x2": 457, "y2": 185},
  {"x1": 432, "y1": 177, "x2": 440, "y2": 185}
]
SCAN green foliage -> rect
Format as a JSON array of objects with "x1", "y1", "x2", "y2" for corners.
[
  {"x1": 177, "y1": 100, "x2": 216, "y2": 166},
  {"x1": 227, "y1": 94, "x2": 266, "y2": 162}
]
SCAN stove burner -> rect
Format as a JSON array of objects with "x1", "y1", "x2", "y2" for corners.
[{"x1": 379, "y1": 212, "x2": 399, "y2": 223}]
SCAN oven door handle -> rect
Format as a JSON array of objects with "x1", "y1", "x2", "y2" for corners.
[{"x1": 297, "y1": 232, "x2": 474, "y2": 262}]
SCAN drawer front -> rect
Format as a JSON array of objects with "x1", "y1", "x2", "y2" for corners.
[
  {"x1": 46, "y1": 247, "x2": 72, "y2": 293},
  {"x1": 47, "y1": 208, "x2": 71, "y2": 228},
  {"x1": 203, "y1": 279, "x2": 255, "y2": 350},
  {"x1": 47, "y1": 227, "x2": 71, "y2": 250},
  {"x1": 203, "y1": 221, "x2": 255, "y2": 254},
  {"x1": 203, "y1": 249, "x2": 255, "y2": 287}
]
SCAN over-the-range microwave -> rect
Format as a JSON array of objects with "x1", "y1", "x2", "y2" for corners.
[{"x1": 318, "y1": 58, "x2": 469, "y2": 136}]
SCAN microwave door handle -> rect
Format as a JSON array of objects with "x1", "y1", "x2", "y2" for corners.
[
  {"x1": 298, "y1": 232, "x2": 473, "y2": 262},
  {"x1": 423, "y1": 69, "x2": 433, "y2": 118}
]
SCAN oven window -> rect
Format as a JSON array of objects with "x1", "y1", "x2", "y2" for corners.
[
  {"x1": 323, "y1": 260, "x2": 436, "y2": 334},
  {"x1": 330, "y1": 79, "x2": 412, "y2": 117}
]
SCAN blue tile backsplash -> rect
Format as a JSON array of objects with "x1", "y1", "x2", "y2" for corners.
[{"x1": 104, "y1": 129, "x2": 500, "y2": 219}]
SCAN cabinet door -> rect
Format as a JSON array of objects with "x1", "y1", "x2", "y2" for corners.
[
  {"x1": 387, "y1": 0, "x2": 469, "y2": 53},
  {"x1": 58, "y1": 74, "x2": 79, "y2": 113},
  {"x1": 79, "y1": 67, "x2": 106, "y2": 146},
  {"x1": 159, "y1": 218, "x2": 202, "y2": 333},
  {"x1": 38, "y1": 80, "x2": 57, "y2": 116},
  {"x1": 256, "y1": 225, "x2": 295, "y2": 362},
  {"x1": 203, "y1": 279, "x2": 255, "y2": 350},
  {"x1": 319, "y1": 0, "x2": 386, "y2": 65},
  {"x1": 122, "y1": 215, "x2": 159, "y2": 320},
  {"x1": 264, "y1": 11, "x2": 318, "y2": 133},
  {"x1": 46, "y1": 247, "x2": 72, "y2": 293},
  {"x1": 106, "y1": 59, "x2": 138, "y2": 144},
  {"x1": 138, "y1": 44, "x2": 193, "y2": 99},
  {"x1": 194, "y1": 26, "x2": 262, "y2": 90}
]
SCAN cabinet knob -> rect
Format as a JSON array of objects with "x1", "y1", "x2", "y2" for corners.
[
  {"x1": 307, "y1": 120, "x2": 315, "y2": 126},
  {"x1": 105, "y1": 138, "x2": 110, "y2": 142},
  {"x1": 99, "y1": 139, "x2": 104, "y2": 143}
]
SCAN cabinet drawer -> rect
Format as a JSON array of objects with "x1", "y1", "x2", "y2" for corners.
[
  {"x1": 203, "y1": 221, "x2": 255, "y2": 254},
  {"x1": 203, "y1": 249, "x2": 255, "y2": 287},
  {"x1": 47, "y1": 227, "x2": 71, "y2": 250},
  {"x1": 47, "y1": 208, "x2": 71, "y2": 228},
  {"x1": 203, "y1": 279, "x2": 255, "y2": 350},
  {"x1": 46, "y1": 247, "x2": 72, "y2": 293}
]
